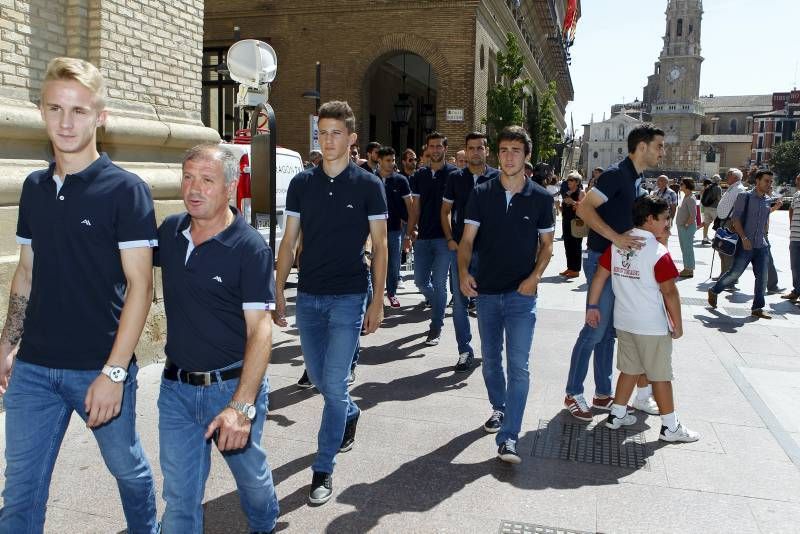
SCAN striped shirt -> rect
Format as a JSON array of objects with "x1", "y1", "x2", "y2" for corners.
[
  {"x1": 716, "y1": 180, "x2": 746, "y2": 220},
  {"x1": 791, "y1": 192, "x2": 800, "y2": 242}
]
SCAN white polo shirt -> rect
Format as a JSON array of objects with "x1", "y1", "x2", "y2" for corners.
[{"x1": 599, "y1": 228, "x2": 679, "y2": 335}]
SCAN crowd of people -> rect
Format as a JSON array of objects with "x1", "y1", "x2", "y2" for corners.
[{"x1": 2, "y1": 55, "x2": 798, "y2": 534}]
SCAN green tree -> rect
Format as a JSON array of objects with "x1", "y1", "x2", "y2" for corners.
[
  {"x1": 484, "y1": 33, "x2": 528, "y2": 153},
  {"x1": 537, "y1": 81, "x2": 560, "y2": 162},
  {"x1": 526, "y1": 90, "x2": 541, "y2": 162},
  {"x1": 771, "y1": 130, "x2": 800, "y2": 183}
]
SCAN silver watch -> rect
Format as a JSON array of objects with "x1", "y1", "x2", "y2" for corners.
[
  {"x1": 228, "y1": 400, "x2": 256, "y2": 421},
  {"x1": 101, "y1": 365, "x2": 128, "y2": 383}
]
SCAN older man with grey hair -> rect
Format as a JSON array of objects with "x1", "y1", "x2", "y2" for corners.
[
  {"x1": 714, "y1": 167, "x2": 747, "y2": 279},
  {"x1": 155, "y1": 143, "x2": 280, "y2": 532}
]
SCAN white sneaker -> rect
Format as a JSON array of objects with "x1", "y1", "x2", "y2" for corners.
[
  {"x1": 397, "y1": 279, "x2": 406, "y2": 289},
  {"x1": 632, "y1": 395, "x2": 660, "y2": 415},
  {"x1": 659, "y1": 423, "x2": 700, "y2": 443},
  {"x1": 605, "y1": 412, "x2": 637, "y2": 429}
]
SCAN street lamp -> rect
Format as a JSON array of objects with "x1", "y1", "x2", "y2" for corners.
[
  {"x1": 302, "y1": 62, "x2": 321, "y2": 153},
  {"x1": 302, "y1": 61, "x2": 321, "y2": 113}
]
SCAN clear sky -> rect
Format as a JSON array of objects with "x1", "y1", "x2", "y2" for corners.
[{"x1": 565, "y1": 0, "x2": 800, "y2": 134}]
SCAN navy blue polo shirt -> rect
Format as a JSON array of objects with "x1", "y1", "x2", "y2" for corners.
[
  {"x1": 586, "y1": 156, "x2": 645, "y2": 253},
  {"x1": 286, "y1": 161, "x2": 387, "y2": 295},
  {"x1": 443, "y1": 165, "x2": 500, "y2": 242},
  {"x1": 15, "y1": 154, "x2": 158, "y2": 370},
  {"x1": 410, "y1": 163, "x2": 457, "y2": 240},
  {"x1": 155, "y1": 208, "x2": 275, "y2": 372},
  {"x1": 464, "y1": 178, "x2": 555, "y2": 294},
  {"x1": 382, "y1": 172, "x2": 411, "y2": 232}
]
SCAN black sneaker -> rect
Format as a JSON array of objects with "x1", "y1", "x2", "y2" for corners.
[
  {"x1": 454, "y1": 352, "x2": 474, "y2": 372},
  {"x1": 308, "y1": 471, "x2": 333, "y2": 504},
  {"x1": 483, "y1": 410, "x2": 504, "y2": 433},
  {"x1": 339, "y1": 411, "x2": 360, "y2": 452},
  {"x1": 497, "y1": 439, "x2": 521, "y2": 464},
  {"x1": 424, "y1": 328, "x2": 441, "y2": 346},
  {"x1": 297, "y1": 370, "x2": 313, "y2": 389},
  {"x1": 467, "y1": 297, "x2": 477, "y2": 311},
  {"x1": 347, "y1": 368, "x2": 356, "y2": 386}
]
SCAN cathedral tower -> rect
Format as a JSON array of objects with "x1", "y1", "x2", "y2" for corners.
[{"x1": 644, "y1": 0, "x2": 704, "y2": 175}]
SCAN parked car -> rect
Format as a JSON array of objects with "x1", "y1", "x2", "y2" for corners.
[{"x1": 222, "y1": 141, "x2": 304, "y2": 254}]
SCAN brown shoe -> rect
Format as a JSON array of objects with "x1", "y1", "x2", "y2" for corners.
[
  {"x1": 707, "y1": 289, "x2": 717, "y2": 308},
  {"x1": 751, "y1": 309, "x2": 772, "y2": 319},
  {"x1": 559, "y1": 269, "x2": 570, "y2": 276},
  {"x1": 678, "y1": 269, "x2": 694, "y2": 278},
  {"x1": 780, "y1": 291, "x2": 799, "y2": 302},
  {"x1": 563, "y1": 270, "x2": 580, "y2": 279}
]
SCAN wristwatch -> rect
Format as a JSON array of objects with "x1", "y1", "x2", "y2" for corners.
[
  {"x1": 101, "y1": 365, "x2": 128, "y2": 383},
  {"x1": 228, "y1": 400, "x2": 257, "y2": 421}
]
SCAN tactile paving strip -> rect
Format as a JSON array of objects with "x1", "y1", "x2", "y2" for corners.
[
  {"x1": 499, "y1": 520, "x2": 595, "y2": 534},
  {"x1": 531, "y1": 419, "x2": 649, "y2": 469}
]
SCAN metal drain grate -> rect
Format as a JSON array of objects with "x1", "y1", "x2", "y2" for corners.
[
  {"x1": 681, "y1": 297, "x2": 710, "y2": 306},
  {"x1": 499, "y1": 520, "x2": 594, "y2": 534},
  {"x1": 532, "y1": 419, "x2": 649, "y2": 469}
]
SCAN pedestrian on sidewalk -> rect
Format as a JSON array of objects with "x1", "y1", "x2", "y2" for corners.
[
  {"x1": 652, "y1": 175, "x2": 678, "y2": 226},
  {"x1": 713, "y1": 168, "x2": 746, "y2": 283},
  {"x1": 0, "y1": 57, "x2": 158, "y2": 533},
  {"x1": 560, "y1": 171, "x2": 585, "y2": 279},
  {"x1": 407, "y1": 132, "x2": 456, "y2": 346},
  {"x1": 441, "y1": 132, "x2": 500, "y2": 372},
  {"x1": 378, "y1": 146, "x2": 413, "y2": 309},
  {"x1": 458, "y1": 126, "x2": 555, "y2": 464},
  {"x1": 700, "y1": 175, "x2": 722, "y2": 244},
  {"x1": 586, "y1": 196, "x2": 699, "y2": 443},
  {"x1": 156, "y1": 144, "x2": 279, "y2": 533},
  {"x1": 676, "y1": 178, "x2": 697, "y2": 278},
  {"x1": 563, "y1": 124, "x2": 665, "y2": 423},
  {"x1": 708, "y1": 170, "x2": 776, "y2": 319},
  {"x1": 781, "y1": 173, "x2": 800, "y2": 303},
  {"x1": 273, "y1": 101, "x2": 388, "y2": 505}
]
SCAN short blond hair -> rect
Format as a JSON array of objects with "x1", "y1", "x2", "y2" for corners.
[{"x1": 41, "y1": 57, "x2": 106, "y2": 109}]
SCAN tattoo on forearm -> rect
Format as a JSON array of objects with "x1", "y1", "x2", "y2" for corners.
[{"x1": 1, "y1": 293, "x2": 28, "y2": 347}]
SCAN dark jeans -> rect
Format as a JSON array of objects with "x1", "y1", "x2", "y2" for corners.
[
  {"x1": 562, "y1": 217, "x2": 583, "y2": 272},
  {"x1": 711, "y1": 245, "x2": 770, "y2": 310},
  {"x1": 791, "y1": 241, "x2": 800, "y2": 294}
]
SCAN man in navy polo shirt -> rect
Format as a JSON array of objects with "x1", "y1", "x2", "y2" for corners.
[
  {"x1": 0, "y1": 57, "x2": 158, "y2": 532},
  {"x1": 442, "y1": 131, "x2": 499, "y2": 372},
  {"x1": 155, "y1": 144, "x2": 279, "y2": 533},
  {"x1": 563, "y1": 124, "x2": 666, "y2": 422},
  {"x1": 407, "y1": 132, "x2": 456, "y2": 345},
  {"x1": 458, "y1": 126, "x2": 554, "y2": 464},
  {"x1": 377, "y1": 146, "x2": 413, "y2": 308},
  {"x1": 273, "y1": 101, "x2": 387, "y2": 505}
]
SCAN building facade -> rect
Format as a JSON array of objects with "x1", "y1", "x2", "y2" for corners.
[
  {"x1": 751, "y1": 90, "x2": 800, "y2": 171},
  {"x1": 203, "y1": 0, "x2": 576, "y2": 157},
  {"x1": 580, "y1": 112, "x2": 643, "y2": 177}
]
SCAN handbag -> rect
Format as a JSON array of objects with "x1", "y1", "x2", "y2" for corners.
[
  {"x1": 570, "y1": 217, "x2": 589, "y2": 238},
  {"x1": 712, "y1": 194, "x2": 750, "y2": 256}
]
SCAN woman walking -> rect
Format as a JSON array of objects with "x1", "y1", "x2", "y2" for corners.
[
  {"x1": 560, "y1": 172, "x2": 585, "y2": 278},
  {"x1": 677, "y1": 178, "x2": 697, "y2": 278}
]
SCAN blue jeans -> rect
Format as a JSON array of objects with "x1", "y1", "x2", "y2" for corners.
[
  {"x1": 476, "y1": 291, "x2": 537, "y2": 445},
  {"x1": 791, "y1": 241, "x2": 800, "y2": 294},
  {"x1": 158, "y1": 363, "x2": 278, "y2": 533},
  {"x1": 711, "y1": 245, "x2": 770, "y2": 310},
  {"x1": 413, "y1": 238, "x2": 450, "y2": 330},
  {"x1": 565, "y1": 248, "x2": 615, "y2": 397},
  {"x1": 386, "y1": 229, "x2": 403, "y2": 297},
  {"x1": 350, "y1": 276, "x2": 373, "y2": 370},
  {"x1": 677, "y1": 224, "x2": 696, "y2": 270},
  {"x1": 0, "y1": 360, "x2": 157, "y2": 534},
  {"x1": 296, "y1": 291, "x2": 366, "y2": 474},
  {"x1": 448, "y1": 249, "x2": 474, "y2": 354}
]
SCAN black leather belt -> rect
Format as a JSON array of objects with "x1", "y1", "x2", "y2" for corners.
[{"x1": 162, "y1": 360, "x2": 242, "y2": 386}]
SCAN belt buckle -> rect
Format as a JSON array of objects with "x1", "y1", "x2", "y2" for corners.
[{"x1": 201, "y1": 373, "x2": 212, "y2": 386}]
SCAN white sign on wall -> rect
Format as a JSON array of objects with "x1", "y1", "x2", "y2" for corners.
[{"x1": 446, "y1": 108, "x2": 464, "y2": 122}]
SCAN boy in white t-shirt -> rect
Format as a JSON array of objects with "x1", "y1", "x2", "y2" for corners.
[{"x1": 586, "y1": 196, "x2": 700, "y2": 443}]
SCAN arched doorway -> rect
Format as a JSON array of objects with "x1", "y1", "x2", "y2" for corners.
[{"x1": 364, "y1": 52, "x2": 438, "y2": 153}]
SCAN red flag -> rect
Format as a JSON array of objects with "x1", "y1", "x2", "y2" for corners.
[{"x1": 563, "y1": 0, "x2": 578, "y2": 46}]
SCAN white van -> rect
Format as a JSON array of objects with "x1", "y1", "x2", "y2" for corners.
[{"x1": 222, "y1": 143, "x2": 305, "y2": 254}]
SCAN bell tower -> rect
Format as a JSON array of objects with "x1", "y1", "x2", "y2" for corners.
[{"x1": 649, "y1": 0, "x2": 704, "y2": 174}]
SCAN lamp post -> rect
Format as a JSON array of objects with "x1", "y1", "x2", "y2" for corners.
[{"x1": 302, "y1": 62, "x2": 321, "y2": 153}]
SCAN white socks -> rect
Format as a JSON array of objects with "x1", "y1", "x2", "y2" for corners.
[
  {"x1": 611, "y1": 404, "x2": 628, "y2": 418},
  {"x1": 637, "y1": 384, "x2": 653, "y2": 401},
  {"x1": 661, "y1": 411, "x2": 678, "y2": 432}
]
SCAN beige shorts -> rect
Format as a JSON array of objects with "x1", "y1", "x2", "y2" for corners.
[
  {"x1": 616, "y1": 330, "x2": 673, "y2": 381},
  {"x1": 702, "y1": 206, "x2": 717, "y2": 225}
]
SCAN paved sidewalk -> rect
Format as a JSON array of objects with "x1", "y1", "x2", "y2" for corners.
[{"x1": 1, "y1": 211, "x2": 799, "y2": 533}]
